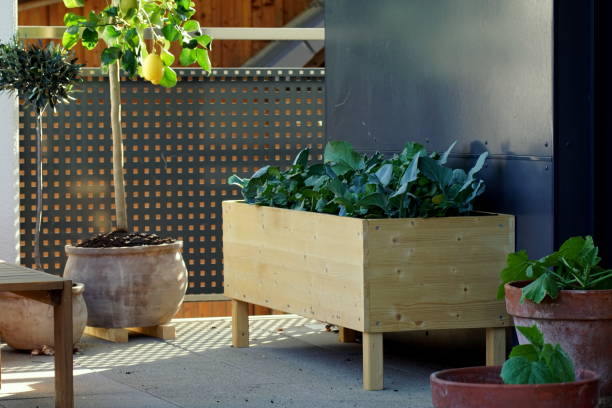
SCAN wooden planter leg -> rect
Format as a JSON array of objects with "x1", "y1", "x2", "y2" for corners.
[
  {"x1": 231, "y1": 300, "x2": 249, "y2": 348},
  {"x1": 486, "y1": 327, "x2": 506, "y2": 366},
  {"x1": 363, "y1": 332, "x2": 384, "y2": 390}
]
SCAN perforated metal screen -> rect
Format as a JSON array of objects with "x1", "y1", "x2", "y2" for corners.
[{"x1": 19, "y1": 68, "x2": 325, "y2": 294}]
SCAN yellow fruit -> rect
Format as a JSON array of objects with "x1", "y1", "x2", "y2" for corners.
[
  {"x1": 120, "y1": 0, "x2": 138, "y2": 14},
  {"x1": 432, "y1": 194, "x2": 444, "y2": 205},
  {"x1": 142, "y1": 53, "x2": 163, "y2": 84}
]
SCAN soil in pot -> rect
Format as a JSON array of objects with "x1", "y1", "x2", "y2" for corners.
[
  {"x1": 505, "y1": 281, "x2": 612, "y2": 406},
  {"x1": 430, "y1": 365, "x2": 599, "y2": 408},
  {"x1": 77, "y1": 230, "x2": 175, "y2": 248},
  {"x1": 0, "y1": 283, "x2": 88, "y2": 351}
]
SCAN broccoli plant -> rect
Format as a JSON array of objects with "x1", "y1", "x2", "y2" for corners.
[
  {"x1": 0, "y1": 39, "x2": 82, "y2": 269},
  {"x1": 61, "y1": 0, "x2": 212, "y2": 232}
]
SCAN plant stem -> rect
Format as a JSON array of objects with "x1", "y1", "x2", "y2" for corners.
[
  {"x1": 109, "y1": 58, "x2": 128, "y2": 230},
  {"x1": 34, "y1": 110, "x2": 45, "y2": 270}
]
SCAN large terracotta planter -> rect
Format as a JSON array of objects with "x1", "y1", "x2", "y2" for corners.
[
  {"x1": 505, "y1": 281, "x2": 612, "y2": 407},
  {"x1": 64, "y1": 242, "x2": 187, "y2": 328},
  {"x1": 0, "y1": 283, "x2": 87, "y2": 351},
  {"x1": 430, "y1": 365, "x2": 599, "y2": 408}
]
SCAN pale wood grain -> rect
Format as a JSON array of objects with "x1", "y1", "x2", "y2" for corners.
[
  {"x1": 363, "y1": 332, "x2": 384, "y2": 390},
  {"x1": 231, "y1": 299, "x2": 249, "y2": 348}
]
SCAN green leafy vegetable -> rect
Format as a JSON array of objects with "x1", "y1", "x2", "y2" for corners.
[
  {"x1": 498, "y1": 236, "x2": 612, "y2": 302},
  {"x1": 229, "y1": 141, "x2": 488, "y2": 219},
  {"x1": 501, "y1": 325, "x2": 575, "y2": 384}
]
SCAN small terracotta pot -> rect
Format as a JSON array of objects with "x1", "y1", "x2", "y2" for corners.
[
  {"x1": 64, "y1": 242, "x2": 187, "y2": 328},
  {"x1": 505, "y1": 281, "x2": 612, "y2": 407},
  {"x1": 430, "y1": 366, "x2": 599, "y2": 408},
  {"x1": 0, "y1": 283, "x2": 88, "y2": 351}
]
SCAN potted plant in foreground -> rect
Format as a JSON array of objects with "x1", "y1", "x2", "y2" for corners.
[
  {"x1": 430, "y1": 325, "x2": 600, "y2": 408},
  {"x1": 0, "y1": 40, "x2": 87, "y2": 351},
  {"x1": 499, "y1": 236, "x2": 612, "y2": 406},
  {"x1": 59, "y1": 0, "x2": 213, "y2": 330},
  {"x1": 224, "y1": 140, "x2": 515, "y2": 390}
]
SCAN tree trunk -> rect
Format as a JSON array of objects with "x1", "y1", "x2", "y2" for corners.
[
  {"x1": 34, "y1": 111, "x2": 44, "y2": 270},
  {"x1": 109, "y1": 58, "x2": 128, "y2": 231}
]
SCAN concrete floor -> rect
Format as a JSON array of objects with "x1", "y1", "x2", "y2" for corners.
[{"x1": 0, "y1": 315, "x2": 484, "y2": 408}]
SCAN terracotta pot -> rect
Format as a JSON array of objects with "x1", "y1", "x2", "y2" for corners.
[
  {"x1": 0, "y1": 283, "x2": 88, "y2": 351},
  {"x1": 430, "y1": 365, "x2": 599, "y2": 408},
  {"x1": 64, "y1": 242, "x2": 187, "y2": 328},
  {"x1": 505, "y1": 281, "x2": 612, "y2": 407}
]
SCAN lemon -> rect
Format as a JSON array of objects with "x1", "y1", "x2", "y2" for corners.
[
  {"x1": 142, "y1": 53, "x2": 163, "y2": 84},
  {"x1": 120, "y1": 0, "x2": 138, "y2": 15}
]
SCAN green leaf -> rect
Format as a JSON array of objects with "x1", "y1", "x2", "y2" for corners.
[
  {"x1": 124, "y1": 28, "x2": 140, "y2": 48},
  {"x1": 64, "y1": 13, "x2": 86, "y2": 27},
  {"x1": 195, "y1": 34, "x2": 213, "y2": 49},
  {"x1": 159, "y1": 67, "x2": 178, "y2": 88},
  {"x1": 324, "y1": 141, "x2": 365, "y2": 176},
  {"x1": 102, "y1": 26, "x2": 122, "y2": 44},
  {"x1": 63, "y1": 0, "x2": 84, "y2": 8},
  {"x1": 179, "y1": 48, "x2": 196, "y2": 66},
  {"x1": 460, "y1": 151, "x2": 488, "y2": 191},
  {"x1": 420, "y1": 156, "x2": 453, "y2": 188},
  {"x1": 521, "y1": 273, "x2": 560, "y2": 303},
  {"x1": 194, "y1": 48, "x2": 211, "y2": 71},
  {"x1": 375, "y1": 164, "x2": 393, "y2": 187},
  {"x1": 293, "y1": 148, "x2": 310, "y2": 168},
  {"x1": 62, "y1": 29, "x2": 79, "y2": 50},
  {"x1": 183, "y1": 20, "x2": 201, "y2": 32},
  {"x1": 162, "y1": 24, "x2": 181, "y2": 42},
  {"x1": 497, "y1": 250, "x2": 530, "y2": 299},
  {"x1": 228, "y1": 175, "x2": 247, "y2": 188},
  {"x1": 81, "y1": 28, "x2": 99, "y2": 50},
  {"x1": 103, "y1": 6, "x2": 119, "y2": 17},
  {"x1": 121, "y1": 49, "x2": 138, "y2": 78},
  {"x1": 501, "y1": 357, "x2": 556, "y2": 384},
  {"x1": 400, "y1": 151, "x2": 420, "y2": 185},
  {"x1": 508, "y1": 344, "x2": 539, "y2": 362},
  {"x1": 516, "y1": 325, "x2": 544, "y2": 349},
  {"x1": 358, "y1": 192, "x2": 387, "y2": 210},
  {"x1": 160, "y1": 48, "x2": 175, "y2": 66},
  {"x1": 438, "y1": 141, "x2": 457, "y2": 165},
  {"x1": 101, "y1": 46, "x2": 122, "y2": 65},
  {"x1": 540, "y1": 344, "x2": 575, "y2": 383}
]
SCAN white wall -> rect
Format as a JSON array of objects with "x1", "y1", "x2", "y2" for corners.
[{"x1": 0, "y1": 0, "x2": 21, "y2": 264}]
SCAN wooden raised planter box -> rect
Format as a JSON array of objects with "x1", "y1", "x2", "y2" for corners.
[{"x1": 223, "y1": 200, "x2": 514, "y2": 390}]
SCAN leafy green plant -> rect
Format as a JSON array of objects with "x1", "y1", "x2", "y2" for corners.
[
  {"x1": 0, "y1": 39, "x2": 82, "y2": 269},
  {"x1": 501, "y1": 325, "x2": 575, "y2": 384},
  {"x1": 229, "y1": 140, "x2": 488, "y2": 218},
  {"x1": 61, "y1": 0, "x2": 212, "y2": 233},
  {"x1": 498, "y1": 236, "x2": 612, "y2": 303}
]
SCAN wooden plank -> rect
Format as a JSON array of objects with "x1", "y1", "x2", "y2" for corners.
[
  {"x1": 223, "y1": 201, "x2": 366, "y2": 331},
  {"x1": 0, "y1": 281, "x2": 65, "y2": 292},
  {"x1": 363, "y1": 214, "x2": 514, "y2": 332},
  {"x1": 362, "y1": 332, "x2": 383, "y2": 390},
  {"x1": 9, "y1": 290, "x2": 55, "y2": 305},
  {"x1": 231, "y1": 299, "x2": 249, "y2": 348},
  {"x1": 338, "y1": 327, "x2": 358, "y2": 343},
  {"x1": 84, "y1": 326, "x2": 129, "y2": 343},
  {"x1": 126, "y1": 325, "x2": 175, "y2": 340},
  {"x1": 486, "y1": 327, "x2": 507, "y2": 366},
  {"x1": 54, "y1": 280, "x2": 74, "y2": 408}
]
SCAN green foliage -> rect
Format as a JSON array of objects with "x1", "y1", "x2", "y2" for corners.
[
  {"x1": 501, "y1": 325, "x2": 575, "y2": 384},
  {"x1": 228, "y1": 140, "x2": 488, "y2": 218},
  {"x1": 61, "y1": 0, "x2": 212, "y2": 87},
  {"x1": 0, "y1": 39, "x2": 82, "y2": 114},
  {"x1": 498, "y1": 236, "x2": 612, "y2": 302}
]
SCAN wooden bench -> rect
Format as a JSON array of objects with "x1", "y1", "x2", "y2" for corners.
[{"x1": 0, "y1": 261, "x2": 73, "y2": 408}]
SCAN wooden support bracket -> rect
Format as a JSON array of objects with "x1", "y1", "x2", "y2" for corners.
[
  {"x1": 338, "y1": 327, "x2": 358, "y2": 343},
  {"x1": 84, "y1": 324, "x2": 176, "y2": 343}
]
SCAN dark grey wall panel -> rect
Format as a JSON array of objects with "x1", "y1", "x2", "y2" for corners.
[
  {"x1": 327, "y1": 0, "x2": 552, "y2": 158},
  {"x1": 327, "y1": 0, "x2": 554, "y2": 257}
]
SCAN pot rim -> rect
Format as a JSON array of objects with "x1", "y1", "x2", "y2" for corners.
[
  {"x1": 430, "y1": 366, "x2": 599, "y2": 389},
  {"x1": 65, "y1": 241, "x2": 183, "y2": 256},
  {"x1": 507, "y1": 280, "x2": 612, "y2": 296}
]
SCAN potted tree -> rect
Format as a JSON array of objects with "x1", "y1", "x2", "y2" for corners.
[
  {"x1": 0, "y1": 39, "x2": 87, "y2": 351},
  {"x1": 499, "y1": 236, "x2": 612, "y2": 406},
  {"x1": 224, "y1": 140, "x2": 515, "y2": 390},
  {"x1": 59, "y1": 0, "x2": 213, "y2": 333},
  {"x1": 430, "y1": 325, "x2": 600, "y2": 408}
]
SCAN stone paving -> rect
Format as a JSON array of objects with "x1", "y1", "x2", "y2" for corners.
[{"x1": 0, "y1": 315, "x2": 485, "y2": 408}]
